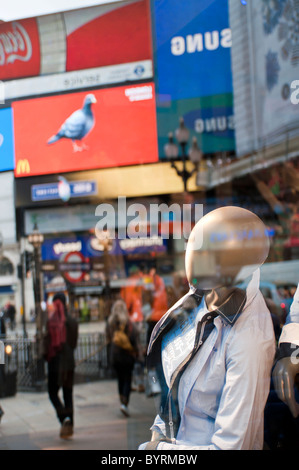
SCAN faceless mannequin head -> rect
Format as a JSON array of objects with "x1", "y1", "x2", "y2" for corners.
[{"x1": 185, "y1": 206, "x2": 270, "y2": 291}]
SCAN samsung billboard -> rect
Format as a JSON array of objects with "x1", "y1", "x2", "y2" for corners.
[{"x1": 151, "y1": 0, "x2": 235, "y2": 155}]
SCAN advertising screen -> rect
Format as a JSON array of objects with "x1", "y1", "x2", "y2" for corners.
[
  {"x1": 0, "y1": 0, "x2": 151, "y2": 84},
  {"x1": 0, "y1": 18, "x2": 41, "y2": 81},
  {"x1": 229, "y1": 0, "x2": 299, "y2": 157},
  {"x1": 13, "y1": 82, "x2": 158, "y2": 177},
  {"x1": 151, "y1": 0, "x2": 235, "y2": 155},
  {"x1": 65, "y1": 0, "x2": 152, "y2": 71},
  {"x1": 0, "y1": 108, "x2": 15, "y2": 171}
]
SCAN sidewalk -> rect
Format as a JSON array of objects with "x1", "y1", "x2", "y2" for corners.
[{"x1": 0, "y1": 379, "x2": 156, "y2": 450}]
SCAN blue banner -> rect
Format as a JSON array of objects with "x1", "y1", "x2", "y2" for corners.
[
  {"x1": 151, "y1": 0, "x2": 235, "y2": 155},
  {"x1": 41, "y1": 235, "x2": 167, "y2": 261},
  {"x1": 152, "y1": 0, "x2": 233, "y2": 102},
  {"x1": 0, "y1": 108, "x2": 15, "y2": 171},
  {"x1": 31, "y1": 178, "x2": 97, "y2": 202}
]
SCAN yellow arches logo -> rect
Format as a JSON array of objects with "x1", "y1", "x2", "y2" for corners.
[{"x1": 16, "y1": 159, "x2": 30, "y2": 175}]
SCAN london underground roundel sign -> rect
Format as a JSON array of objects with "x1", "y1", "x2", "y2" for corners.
[{"x1": 61, "y1": 251, "x2": 86, "y2": 283}]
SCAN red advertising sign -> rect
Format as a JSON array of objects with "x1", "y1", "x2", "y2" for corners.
[
  {"x1": 0, "y1": 1, "x2": 151, "y2": 84},
  {"x1": 13, "y1": 82, "x2": 158, "y2": 177},
  {"x1": 0, "y1": 18, "x2": 40, "y2": 80},
  {"x1": 65, "y1": 0, "x2": 152, "y2": 71}
]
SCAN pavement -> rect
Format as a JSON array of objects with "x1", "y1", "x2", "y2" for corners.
[
  {"x1": 0, "y1": 321, "x2": 157, "y2": 451},
  {"x1": 0, "y1": 377, "x2": 156, "y2": 451}
]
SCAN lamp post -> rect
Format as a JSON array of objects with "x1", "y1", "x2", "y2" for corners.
[
  {"x1": 164, "y1": 117, "x2": 202, "y2": 192},
  {"x1": 28, "y1": 223, "x2": 45, "y2": 385},
  {"x1": 98, "y1": 229, "x2": 113, "y2": 319}
]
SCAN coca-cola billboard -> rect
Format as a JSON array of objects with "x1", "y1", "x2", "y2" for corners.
[
  {"x1": 0, "y1": 1, "x2": 151, "y2": 85},
  {"x1": 65, "y1": 0, "x2": 152, "y2": 71},
  {"x1": 0, "y1": 18, "x2": 40, "y2": 80}
]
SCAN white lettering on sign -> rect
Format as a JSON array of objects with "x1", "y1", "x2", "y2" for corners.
[
  {"x1": 53, "y1": 241, "x2": 82, "y2": 255},
  {"x1": 195, "y1": 115, "x2": 234, "y2": 133},
  {"x1": 171, "y1": 28, "x2": 232, "y2": 56},
  {"x1": 0, "y1": 22, "x2": 32, "y2": 66},
  {"x1": 124, "y1": 85, "x2": 153, "y2": 101}
]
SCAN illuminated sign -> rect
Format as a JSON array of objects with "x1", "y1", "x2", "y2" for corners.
[
  {"x1": 151, "y1": 0, "x2": 235, "y2": 154},
  {"x1": 0, "y1": 108, "x2": 15, "y2": 172},
  {"x1": 152, "y1": 0, "x2": 232, "y2": 101},
  {"x1": 31, "y1": 177, "x2": 97, "y2": 202},
  {"x1": 13, "y1": 82, "x2": 158, "y2": 177},
  {"x1": 0, "y1": 1, "x2": 151, "y2": 83},
  {"x1": 65, "y1": 0, "x2": 152, "y2": 71},
  {"x1": 4, "y1": 60, "x2": 153, "y2": 101},
  {"x1": 0, "y1": 18, "x2": 40, "y2": 81}
]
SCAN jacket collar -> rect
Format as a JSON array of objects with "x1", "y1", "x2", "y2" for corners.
[{"x1": 147, "y1": 269, "x2": 261, "y2": 359}]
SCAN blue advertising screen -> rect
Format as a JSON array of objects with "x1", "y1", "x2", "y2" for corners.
[
  {"x1": 151, "y1": 0, "x2": 235, "y2": 155},
  {"x1": 0, "y1": 108, "x2": 15, "y2": 171},
  {"x1": 152, "y1": 0, "x2": 232, "y2": 101}
]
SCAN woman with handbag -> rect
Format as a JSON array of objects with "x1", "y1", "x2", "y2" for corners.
[{"x1": 106, "y1": 300, "x2": 141, "y2": 417}]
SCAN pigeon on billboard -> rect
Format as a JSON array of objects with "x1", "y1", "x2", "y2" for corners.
[
  {"x1": 13, "y1": 83, "x2": 158, "y2": 177},
  {"x1": 47, "y1": 94, "x2": 97, "y2": 152}
]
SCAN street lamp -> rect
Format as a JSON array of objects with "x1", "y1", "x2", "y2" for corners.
[
  {"x1": 28, "y1": 223, "x2": 45, "y2": 386},
  {"x1": 164, "y1": 117, "x2": 202, "y2": 192},
  {"x1": 97, "y1": 229, "x2": 113, "y2": 319}
]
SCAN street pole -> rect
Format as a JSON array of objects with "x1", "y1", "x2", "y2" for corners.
[
  {"x1": 28, "y1": 223, "x2": 45, "y2": 388},
  {"x1": 165, "y1": 118, "x2": 202, "y2": 193},
  {"x1": 21, "y1": 250, "x2": 27, "y2": 338},
  {"x1": 31, "y1": 245, "x2": 44, "y2": 386}
]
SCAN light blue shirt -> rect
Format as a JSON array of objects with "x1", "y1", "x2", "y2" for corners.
[{"x1": 146, "y1": 270, "x2": 276, "y2": 450}]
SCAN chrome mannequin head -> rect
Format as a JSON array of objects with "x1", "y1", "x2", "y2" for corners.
[{"x1": 185, "y1": 206, "x2": 270, "y2": 291}]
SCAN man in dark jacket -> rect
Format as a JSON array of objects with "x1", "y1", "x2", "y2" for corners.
[{"x1": 45, "y1": 292, "x2": 78, "y2": 439}]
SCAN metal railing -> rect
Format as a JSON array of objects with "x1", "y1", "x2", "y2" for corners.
[
  {"x1": 0, "y1": 332, "x2": 113, "y2": 393},
  {"x1": 0, "y1": 322, "x2": 148, "y2": 394}
]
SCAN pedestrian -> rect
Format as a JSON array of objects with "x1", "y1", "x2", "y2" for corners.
[
  {"x1": 5, "y1": 302, "x2": 16, "y2": 331},
  {"x1": 146, "y1": 268, "x2": 168, "y2": 346},
  {"x1": 0, "y1": 309, "x2": 6, "y2": 339},
  {"x1": 106, "y1": 299, "x2": 141, "y2": 417},
  {"x1": 120, "y1": 265, "x2": 144, "y2": 325},
  {"x1": 44, "y1": 292, "x2": 78, "y2": 439},
  {"x1": 139, "y1": 207, "x2": 276, "y2": 450}
]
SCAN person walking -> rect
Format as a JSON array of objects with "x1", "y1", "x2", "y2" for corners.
[
  {"x1": 0, "y1": 309, "x2": 6, "y2": 339},
  {"x1": 44, "y1": 292, "x2": 78, "y2": 439},
  {"x1": 106, "y1": 299, "x2": 141, "y2": 417},
  {"x1": 5, "y1": 302, "x2": 16, "y2": 331}
]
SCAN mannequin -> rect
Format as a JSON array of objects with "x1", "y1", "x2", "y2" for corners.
[
  {"x1": 273, "y1": 284, "x2": 299, "y2": 419},
  {"x1": 139, "y1": 207, "x2": 276, "y2": 450}
]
